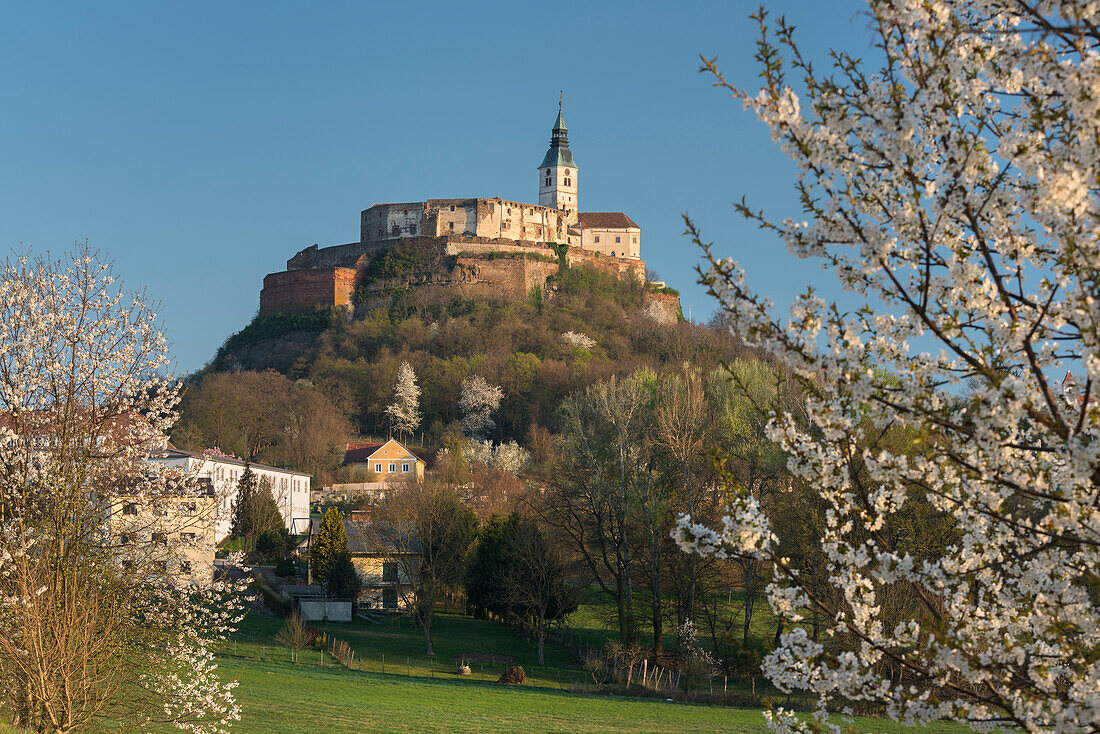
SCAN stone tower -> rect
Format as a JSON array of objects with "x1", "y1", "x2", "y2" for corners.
[{"x1": 537, "y1": 103, "x2": 578, "y2": 214}]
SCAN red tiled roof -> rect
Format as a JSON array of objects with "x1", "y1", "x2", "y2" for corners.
[
  {"x1": 344, "y1": 442, "x2": 385, "y2": 464},
  {"x1": 578, "y1": 212, "x2": 639, "y2": 229}
]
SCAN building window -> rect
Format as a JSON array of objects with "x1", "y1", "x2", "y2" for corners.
[
  {"x1": 410, "y1": 225, "x2": 416, "y2": 234},
  {"x1": 120, "y1": 532, "x2": 134, "y2": 545},
  {"x1": 393, "y1": 226, "x2": 399, "y2": 235},
  {"x1": 403, "y1": 209, "x2": 408, "y2": 215},
  {"x1": 378, "y1": 229, "x2": 383, "y2": 237},
  {"x1": 375, "y1": 463, "x2": 383, "y2": 473},
  {"x1": 402, "y1": 463, "x2": 410, "y2": 473},
  {"x1": 546, "y1": 178, "x2": 551, "y2": 186},
  {"x1": 449, "y1": 222, "x2": 454, "y2": 231},
  {"x1": 389, "y1": 463, "x2": 396, "y2": 473},
  {"x1": 181, "y1": 532, "x2": 197, "y2": 543},
  {"x1": 545, "y1": 169, "x2": 551, "y2": 176},
  {"x1": 565, "y1": 178, "x2": 571, "y2": 186},
  {"x1": 615, "y1": 236, "x2": 621, "y2": 243},
  {"x1": 489, "y1": 203, "x2": 494, "y2": 212},
  {"x1": 450, "y1": 205, "x2": 455, "y2": 211},
  {"x1": 537, "y1": 228, "x2": 542, "y2": 237},
  {"x1": 594, "y1": 235, "x2": 600, "y2": 243},
  {"x1": 123, "y1": 502, "x2": 138, "y2": 516},
  {"x1": 633, "y1": 237, "x2": 638, "y2": 244},
  {"x1": 152, "y1": 532, "x2": 168, "y2": 546},
  {"x1": 383, "y1": 588, "x2": 398, "y2": 609},
  {"x1": 383, "y1": 562, "x2": 397, "y2": 582}
]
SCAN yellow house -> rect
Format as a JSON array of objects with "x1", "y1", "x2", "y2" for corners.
[
  {"x1": 342, "y1": 512, "x2": 419, "y2": 611},
  {"x1": 344, "y1": 439, "x2": 425, "y2": 483}
]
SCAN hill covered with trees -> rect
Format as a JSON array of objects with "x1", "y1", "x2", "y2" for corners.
[{"x1": 173, "y1": 264, "x2": 748, "y2": 478}]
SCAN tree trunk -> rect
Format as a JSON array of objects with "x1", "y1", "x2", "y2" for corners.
[
  {"x1": 742, "y1": 558, "x2": 756, "y2": 646},
  {"x1": 649, "y1": 536, "x2": 663, "y2": 653}
]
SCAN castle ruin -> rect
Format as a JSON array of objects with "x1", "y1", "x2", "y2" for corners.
[{"x1": 259, "y1": 107, "x2": 677, "y2": 321}]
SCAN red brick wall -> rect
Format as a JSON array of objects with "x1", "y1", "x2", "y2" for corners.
[{"x1": 259, "y1": 268, "x2": 356, "y2": 316}]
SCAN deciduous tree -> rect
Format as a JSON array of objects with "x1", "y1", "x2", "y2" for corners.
[
  {"x1": 0, "y1": 246, "x2": 248, "y2": 733},
  {"x1": 677, "y1": 3, "x2": 1100, "y2": 731},
  {"x1": 385, "y1": 361, "x2": 422, "y2": 440}
]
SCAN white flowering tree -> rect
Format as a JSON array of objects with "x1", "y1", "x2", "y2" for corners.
[
  {"x1": 458, "y1": 375, "x2": 503, "y2": 440},
  {"x1": 0, "y1": 246, "x2": 249, "y2": 733},
  {"x1": 385, "y1": 361, "x2": 421, "y2": 440},
  {"x1": 674, "y1": 2, "x2": 1100, "y2": 733}
]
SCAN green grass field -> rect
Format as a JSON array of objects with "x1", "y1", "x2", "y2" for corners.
[{"x1": 218, "y1": 612, "x2": 964, "y2": 734}]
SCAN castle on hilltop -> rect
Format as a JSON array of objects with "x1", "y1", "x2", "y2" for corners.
[{"x1": 259, "y1": 106, "x2": 676, "y2": 321}]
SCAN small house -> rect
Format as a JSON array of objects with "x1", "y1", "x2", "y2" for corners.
[{"x1": 344, "y1": 438, "x2": 425, "y2": 483}]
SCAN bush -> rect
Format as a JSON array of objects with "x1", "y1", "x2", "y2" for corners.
[
  {"x1": 496, "y1": 666, "x2": 526, "y2": 685},
  {"x1": 274, "y1": 557, "x2": 297, "y2": 578}
]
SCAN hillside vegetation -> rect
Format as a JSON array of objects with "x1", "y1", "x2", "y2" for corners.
[{"x1": 180, "y1": 265, "x2": 741, "y2": 454}]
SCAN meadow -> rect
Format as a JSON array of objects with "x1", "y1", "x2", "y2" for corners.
[{"x1": 218, "y1": 610, "x2": 965, "y2": 734}]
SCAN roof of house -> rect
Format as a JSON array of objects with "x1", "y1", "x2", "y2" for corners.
[
  {"x1": 156, "y1": 447, "x2": 311, "y2": 477},
  {"x1": 579, "y1": 212, "x2": 639, "y2": 230},
  {"x1": 335, "y1": 517, "x2": 422, "y2": 555},
  {"x1": 343, "y1": 438, "x2": 425, "y2": 465},
  {"x1": 344, "y1": 442, "x2": 386, "y2": 464}
]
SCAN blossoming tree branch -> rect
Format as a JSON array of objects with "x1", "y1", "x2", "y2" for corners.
[{"x1": 675, "y1": 2, "x2": 1100, "y2": 732}]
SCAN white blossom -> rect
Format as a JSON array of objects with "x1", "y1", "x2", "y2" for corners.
[{"x1": 680, "y1": 2, "x2": 1100, "y2": 732}]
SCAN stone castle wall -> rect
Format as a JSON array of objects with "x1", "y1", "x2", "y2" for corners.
[
  {"x1": 261, "y1": 238, "x2": 659, "y2": 318},
  {"x1": 259, "y1": 267, "x2": 356, "y2": 316}
]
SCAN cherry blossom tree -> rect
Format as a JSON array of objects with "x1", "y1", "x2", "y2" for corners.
[
  {"x1": 459, "y1": 375, "x2": 503, "y2": 440},
  {"x1": 0, "y1": 246, "x2": 249, "y2": 733},
  {"x1": 675, "y1": 2, "x2": 1100, "y2": 733},
  {"x1": 385, "y1": 361, "x2": 421, "y2": 440}
]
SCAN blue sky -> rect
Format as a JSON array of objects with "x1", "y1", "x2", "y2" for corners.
[{"x1": 0, "y1": 0, "x2": 872, "y2": 374}]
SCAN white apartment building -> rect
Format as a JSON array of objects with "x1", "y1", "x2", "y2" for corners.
[{"x1": 153, "y1": 448, "x2": 311, "y2": 542}]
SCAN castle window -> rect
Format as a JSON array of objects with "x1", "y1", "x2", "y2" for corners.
[
  {"x1": 612, "y1": 251, "x2": 616, "y2": 257},
  {"x1": 450, "y1": 205, "x2": 455, "y2": 211},
  {"x1": 489, "y1": 203, "x2": 494, "y2": 212},
  {"x1": 537, "y1": 228, "x2": 542, "y2": 237},
  {"x1": 633, "y1": 237, "x2": 637, "y2": 244},
  {"x1": 403, "y1": 209, "x2": 407, "y2": 215},
  {"x1": 545, "y1": 169, "x2": 551, "y2": 176},
  {"x1": 378, "y1": 229, "x2": 383, "y2": 237},
  {"x1": 449, "y1": 222, "x2": 454, "y2": 231},
  {"x1": 615, "y1": 236, "x2": 621, "y2": 243},
  {"x1": 393, "y1": 226, "x2": 400, "y2": 235},
  {"x1": 410, "y1": 225, "x2": 416, "y2": 234},
  {"x1": 595, "y1": 235, "x2": 600, "y2": 243},
  {"x1": 546, "y1": 178, "x2": 551, "y2": 186}
]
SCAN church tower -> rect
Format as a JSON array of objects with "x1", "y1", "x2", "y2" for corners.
[{"x1": 538, "y1": 103, "x2": 578, "y2": 214}]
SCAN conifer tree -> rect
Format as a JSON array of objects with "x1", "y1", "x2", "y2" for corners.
[
  {"x1": 312, "y1": 507, "x2": 348, "y2": 585},
  {"x1": 231, "y1": 466, "x2": 283, "y2": 548},
  {"x1": 385, "y1": 361, "x2": 421, "y2": 439},
  {"x1": 325, "y1": 550, "x2": 361, "y2": 601},
  {"x1": 230, "y1": 464, "x2": 257, "y2": 541}
]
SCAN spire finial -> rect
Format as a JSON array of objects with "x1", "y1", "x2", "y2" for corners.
[{"x1": 559, "y1": 90, "x2": 564, "y2": 112}]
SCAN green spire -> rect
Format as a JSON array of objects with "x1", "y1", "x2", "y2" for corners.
[{"x1": 539, "y1": 101, "x2": 577, "y2": 170}]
